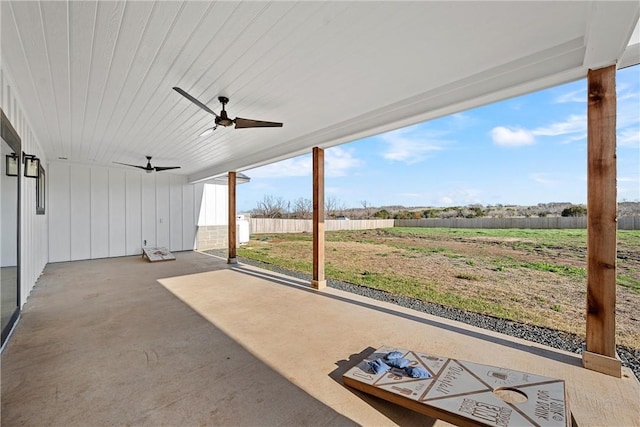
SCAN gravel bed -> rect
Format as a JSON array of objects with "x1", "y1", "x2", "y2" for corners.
[{"x1": 206, "y1": 250, "x2": 640, "y2": 380}]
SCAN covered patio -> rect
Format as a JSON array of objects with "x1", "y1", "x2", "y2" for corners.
[
  {"x1": 2, "y1": 252, "x2": 639, "y2": 426},
  {"x1": 2, "y1": 1, "x2": 640, "y2": 425}
]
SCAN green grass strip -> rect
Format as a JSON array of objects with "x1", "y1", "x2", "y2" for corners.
[
  {"x1": 618, "y1": 274, "x2": 640, "y2": 294},
  {"x1": 237, "y1": 248, "x2": 532, "y2": 323}
]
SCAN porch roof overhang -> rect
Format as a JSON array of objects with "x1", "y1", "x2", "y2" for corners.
[{"x1": 1, "y1": 1, "x2": 638, "y2": 183}]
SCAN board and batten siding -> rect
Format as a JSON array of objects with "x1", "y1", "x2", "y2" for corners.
[
  {"x1": 198, "y1": 183, "x2": 228, "y2": 226},
  {"x1": 1, "y1": 65, "x2": 49, "y2": 307},
  {"x1": 193, "y1": 183, "x2": 229, "y2": 250},
  {"x1": 48, "y1": 162, "x2": 212, "y2": 262}
]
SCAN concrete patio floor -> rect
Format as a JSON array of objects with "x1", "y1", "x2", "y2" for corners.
[{"x1": 1, "y1": 251, "x2": 639, "y2": 426}]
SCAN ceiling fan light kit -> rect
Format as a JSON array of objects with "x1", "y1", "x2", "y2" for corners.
[
  {"x1": 173, "y1": 87, "x2": 283, "y2": 133},
  {"x1": 199, "y1": 127, "x2": 215, "y2": 137}
]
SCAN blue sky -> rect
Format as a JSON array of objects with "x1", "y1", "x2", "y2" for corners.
[{"x1": 238, "y1": 65, "x2": 640, "y2": 212}]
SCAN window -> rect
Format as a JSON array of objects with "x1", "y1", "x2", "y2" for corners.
[{"x1": 36, "y1": 164, "x2": 45, "y2": 214}]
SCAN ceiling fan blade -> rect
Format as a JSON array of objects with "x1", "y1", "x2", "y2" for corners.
[
  {"x1": 113, "y1": 162, "x2": 147, "y2": 170},
  {"x1": 234, "y1": 117, "x2": 283, "y2": 129},
  {"x1": 154, "y1": 166, "x2": 181, "y2": 172},
  {"x1": 173, "y1": 87, "x2": 219, "y2": 117}
]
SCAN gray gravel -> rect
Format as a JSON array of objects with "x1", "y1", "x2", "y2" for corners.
[{"x1": 206, "y1": 250, "x2": 640, "y2": 381}]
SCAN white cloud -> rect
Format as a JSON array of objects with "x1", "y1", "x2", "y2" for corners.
[
  {"x1": 395, "y1": 188, "x2": 484, "y2": 206},
  {"x1": 619, "y1": 176, "x2": 639, "y2": 183},
  {"x1": 532, "y1": 114, "x2": 586, "y2": 138},
  {"x1": 618, "y1": 91, "x2": 640, "y2": 130},
  {"x1": 530, "y1": 173, "x2": 558, "y2": 186},
  {"x1": 617, "y1": 85, "x2": 639, "y2": 148},
  {"x1": 497, "y1": 80, "x2": 638, "y2": 147},
  {"x1": 618, "y1": 184, "x2": 640, "y2": 200},
  {"x1": 379, "y1": 125, "x2": 449, "y2": 164},
  {"x1": 493, "y1": 113, "x2": 589, "y2": 147},
  {"x1": 526, "y1": 108, "x2": 637, "y2": 146},
  {"x1": 248, "y1": 181, "x2": 277, "y2": 190},
  {"x1": 619, "y1": 128, "x2": 640, "y2": 147},
  {"x1": 490, "y1": 126, "x2": 535, "y2": 147},
  {"x1": 440, "y1": 196, "x2": 454, "y2": 205},
  {"x1": 325, "y1": 146, "x2": 363, "y2": 176},
  {"x1": 617, "y1": 82, "x2": 635, "y2": 100},
  {"x1": 398, "y1": 192, "x2": 422, "y2": 198},
  {"x1": 447, "y1": 112, "x2": 476, "y2": 128},
  {"x1": 554, "y1": 88, "x2": 585, "y2": 103},
  {"x1": 248, "y1": 156, "x2": 311, "y2": 178},
  {"x1": 246, "y1": 146, "x2": 361, "y2": 178},
  {"x1": 375, "y1": 188, "x2": 482, "y2": 207},
  {"x1": 325, "y1": 186, "x2": 343, "y2": 194},
  {"x1": 437, "y1": 188, "x2": 483, "y2": 206}
]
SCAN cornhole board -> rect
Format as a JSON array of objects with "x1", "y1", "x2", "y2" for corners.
[
  {"x1": 142, "y1": 247, "x2": 176, "y2": 262},
  {"x1": 343, "y1": 345, "x2": 570, "y2": 427}
]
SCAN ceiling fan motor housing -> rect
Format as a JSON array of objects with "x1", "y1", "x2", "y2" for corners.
[
  {"x1": 215, "y1": 113, "x2": 234, "y2": 127},
  {"x1": 216, "y1": 97, "x2": 234, "y2": 126}
]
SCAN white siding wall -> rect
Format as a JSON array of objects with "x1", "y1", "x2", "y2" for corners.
[
  {"x1": 1, "y1": 66, "x2": 49, "y2": 307},
  {"x1": 182, "y1": 183, "x2": 196, "y2": 249},
  {"x1": 49, "y1": 163, "x2": 203, "y2": 262},
  {"x1": 1, "y1": 63, "x2": 228, "y2": 305},
  {"x1": 198, "y1": 183, "x2": 227, "y2": 226},
  {"x1": 125, "y1": 171, "x2": 142, "y2": 255}
]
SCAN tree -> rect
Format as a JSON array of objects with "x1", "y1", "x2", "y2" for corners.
[
  {"x1": 393, "y1": 210, "x2": 413, "y2": 220},
  {"x1": 360, "y1": 200, "x2": 373, "y2": 219},
  {"x1": 468, "y1": 206, "x2": 485, "y2": 217},
  {"x1": 253, "y1": 195, "x2": 287, "y2": 218},
  {"x1": 291, "y1": 197, "x2": 312, "y2": 219},
  {"x1": 373, "y1": 209, "x2": 391, "y2": 219},
  {"x1": 561, "y1": 205, "x2": 587, "y2": 217},
  {"x1": 325, "y1": 196, "x2": 346, "y2": 219},
  {"x1": 422, "y1": 209, "x2": 440, "y2": 218}
]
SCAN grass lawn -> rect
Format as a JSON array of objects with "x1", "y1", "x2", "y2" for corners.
[{"x1": 237, "y1": 227, "x2": 640, "y2": 349}]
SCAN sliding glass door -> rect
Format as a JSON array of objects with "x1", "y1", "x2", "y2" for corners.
[{"x1": 1, "y1": 111, "x2": 20, "y2": 348}]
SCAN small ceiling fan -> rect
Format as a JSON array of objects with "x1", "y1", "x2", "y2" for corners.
[
  {"x1": 113, "y1": 156, "x2": 180, "y2": 173},
  {"x1": 173, "y1": 87, "x2": 283, "y2": 134}
]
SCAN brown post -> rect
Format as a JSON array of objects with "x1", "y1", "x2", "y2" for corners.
[
  {"x1": 583, "y1": 65, "x2": 621, "y2": 377},
  {"x1": 312, "y1": 147, "x2": 326, "y2": 289},
  {"x1": 227, "y1": 171, "x2": 237, "y2": 264}
]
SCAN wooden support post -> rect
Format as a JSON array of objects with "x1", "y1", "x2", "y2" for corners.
[
  {"x1": 584, "y1": 65, "x2": 621, "y2": 377},
  {"x1": 227, "y1": 171, "x2": 237, "y2": 264},
  {"x1": 312, "y1": 147, "x2": 326, "y2": 289}
]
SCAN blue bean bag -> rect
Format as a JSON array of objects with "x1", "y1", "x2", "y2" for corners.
[
  {"x1": 367, "y1": 358, "x2": 391, "y2": 375},
  {"x1": 387, "y1": 357, "x2": 410, "y2": 369},
  {"x1": 385, "y1": 351, "x2": 404, "y2": 360},
  {"x1": 405, "y1": 366, "x2": 431, "y2": 378}
]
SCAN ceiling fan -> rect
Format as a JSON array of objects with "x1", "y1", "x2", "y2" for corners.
[
  {"x1": 113, "y1": 156, "x2": 180, "y2": 173},
  {"x1": 173, "y1": 87, "x2": 283, "y2": 134}
]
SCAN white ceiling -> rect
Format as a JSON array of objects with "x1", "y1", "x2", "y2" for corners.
[{"x1": 1, "y1": 1, "x2": 638, "y2": 183}]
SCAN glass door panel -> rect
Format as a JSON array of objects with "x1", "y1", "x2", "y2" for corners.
[{"x1": 1, "y1": 133, "x2": 20, "y2": 346}]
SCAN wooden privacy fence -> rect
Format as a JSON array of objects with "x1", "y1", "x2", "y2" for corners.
[
  {"x1": 250, "y1": 218, "x2": 395, "y2": 234},
  {"x1": 395, "y1": 216, "x2": 640, "y2": 230},
  {"x1": 249, "y1": 217, "x2": 640, "y2": 234}
]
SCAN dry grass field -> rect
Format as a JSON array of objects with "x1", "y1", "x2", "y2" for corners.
[{"x1": 237, "y1": 228, "x2": 640, "y2": 349}]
